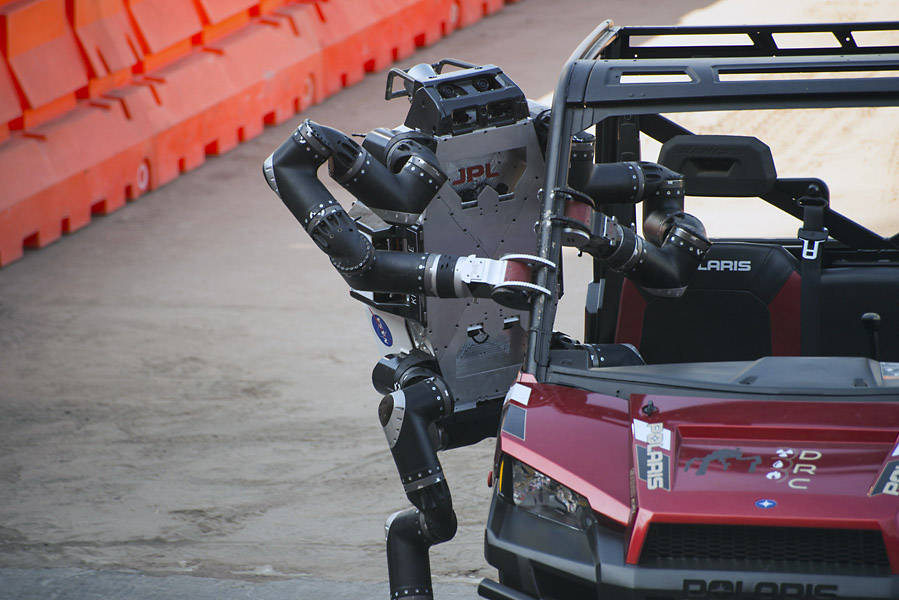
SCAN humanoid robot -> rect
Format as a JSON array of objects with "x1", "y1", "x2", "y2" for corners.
[{"x1": 263, "y1": 60, "x2": 709, "y2": 600}]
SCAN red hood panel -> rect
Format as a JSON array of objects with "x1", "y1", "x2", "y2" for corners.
[
  {"x1": 629, "y1": 394, "x2": 899, "y2": 526},
  {"x1": 501, "y1": 383, "x2": 899, "y2": 530}
]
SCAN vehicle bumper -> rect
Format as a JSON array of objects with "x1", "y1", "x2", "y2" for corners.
[{"x1": 482, "y1": 493, "x2": 899, "y2": 600}]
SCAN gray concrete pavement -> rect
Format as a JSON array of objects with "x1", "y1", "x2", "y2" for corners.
[
  {"x1": 0, "y1": 1, "x2": 718, "y2": 598},
  {"x1": 0, "y1": 568, "x2": 478, "y2": 600}
]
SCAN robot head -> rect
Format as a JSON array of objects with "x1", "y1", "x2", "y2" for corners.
[{"x1": 385, "y1": 59, "x2": 529, "y2": 136}]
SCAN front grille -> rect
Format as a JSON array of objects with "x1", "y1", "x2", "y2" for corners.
[{"x1": 640, "y1": 523, "x2": 891, "y2": 576}]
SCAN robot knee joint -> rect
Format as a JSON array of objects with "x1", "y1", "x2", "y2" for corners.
[{"x1": 379, "y1": 376, "x2": 452, "y2": 451}]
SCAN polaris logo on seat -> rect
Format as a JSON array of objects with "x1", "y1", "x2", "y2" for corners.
[{"x1": 698, "y1": 259, "x2": 752, "y2": 272}]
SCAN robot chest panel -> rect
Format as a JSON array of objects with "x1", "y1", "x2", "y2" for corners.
[{"x1": 419, "y1": 120, "x2": 546, "y2": 406}]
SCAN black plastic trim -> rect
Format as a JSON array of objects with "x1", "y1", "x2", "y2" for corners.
[
  {"x1": 484, "y1": 490, "x2": 899, "y2": 600},
  {"x1": 613, "y1": 22, "x2": 899, "y2": 59},
  {"x1": 544, "y1": 356, "x2": 899, "y2": 400}
]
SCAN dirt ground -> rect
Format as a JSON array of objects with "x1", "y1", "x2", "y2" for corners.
[{"x1": 1, "y1": 0, "x2": 897, "y2": 598}]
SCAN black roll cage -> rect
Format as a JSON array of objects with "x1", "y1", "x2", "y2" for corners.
[{"x1": 525, "y1": 20, "x2": 899, "y2": 378}]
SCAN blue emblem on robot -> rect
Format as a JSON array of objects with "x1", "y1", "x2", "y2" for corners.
[{"x1": 371, "y1": 313, "x2": 393, "y2": 347}]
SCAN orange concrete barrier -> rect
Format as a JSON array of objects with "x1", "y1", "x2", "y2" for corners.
[
  {"x1": 0, "y1": 99, "x2": 154, "y2": 261},
  {"x1": 70, "y1": 0, "x2": 143, "y2": 97},
  {"x1": 195, "y1": 0, "x2": 256, "y2": 44},
  {"x1": 139, "y1": 52, "x2": 240, "y2": 182},
  {"x1": 125, "y1": 0, "x2": 203, "y2": 72},
  {"x1": 0, "y1": 136, "x2": 59, "y2": 259},
  {"x1": 0, "y1": 0, "x2": 89, "y2": 129},
  {"x1": 217, "y1": 4, "x2": 324, "y2": 128},
  {"x1": 0, "y1": 0, "x2": 521, "y2": 267},
  {"x1": 303, "y1": 0, "x2": 461, "y2": 89},
  {"x1": 456, "y1": 0, "x2": 505, "y2": 28},
  {"x1": 376, "y1": 0, "x2": 458, "y2": 59},
  {"x1": 0, "y1": 57, "x2": 20, "y2": 143}
]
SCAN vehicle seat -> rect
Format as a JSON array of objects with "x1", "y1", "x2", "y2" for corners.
[{"x1": 614, "y1": 242, "x2": 801, "y2": 364}]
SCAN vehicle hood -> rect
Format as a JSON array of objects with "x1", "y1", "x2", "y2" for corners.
[{"x1": 499, "y1": 379, "x2": 899, "y2": 538}]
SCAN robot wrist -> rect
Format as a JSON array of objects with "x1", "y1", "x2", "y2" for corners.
[{"x1": 421, "y1": 254, "x2": 552, "y2": 310}]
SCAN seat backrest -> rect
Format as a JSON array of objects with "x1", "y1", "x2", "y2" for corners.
[{"x1": 615, "y1": 242, "x2": 801, "y2": 364}]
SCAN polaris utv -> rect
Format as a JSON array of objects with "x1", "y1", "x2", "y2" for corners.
[{"x1": 480, "y1": 20, "x2": 899, "y2": 600}]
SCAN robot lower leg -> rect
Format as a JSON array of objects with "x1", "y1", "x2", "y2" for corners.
[{"x1": 379, "y1": 377, "x2": 458, "y2": 599}]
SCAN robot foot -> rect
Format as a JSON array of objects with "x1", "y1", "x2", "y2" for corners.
[{"x1": 385, "y1": 505, "x2": 457, "y2": 599}]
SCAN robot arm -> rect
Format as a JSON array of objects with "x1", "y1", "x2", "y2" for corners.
[
  {"x1": 263, "y1": 119, "x2": 547, "y2": 308},
  {"x1": 564, "y1": 160, "x2": 710, "y2": 297}
]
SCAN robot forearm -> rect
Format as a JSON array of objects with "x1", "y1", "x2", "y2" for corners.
[
  {"x1": 599, "y1": 213, "x2": 709, "y2": 296},
  {"x1": 562, "y1": 161, "x2": 711, "y2": 297},
  {"x1": 339, "y1": 250, "x2": 549, "y2": 310}
]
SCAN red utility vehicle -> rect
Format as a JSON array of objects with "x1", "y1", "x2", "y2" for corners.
[{"x1": 481, "y1": 20, "x2": 899, "y2": 600}]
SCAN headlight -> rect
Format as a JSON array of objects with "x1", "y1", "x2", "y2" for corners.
[{"x1": 506, "y1": 458, "x2": 593, "y2": 530}]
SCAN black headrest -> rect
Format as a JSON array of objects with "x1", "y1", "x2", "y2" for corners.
[{"x1": 659, "y1": 135, "x2": 777, "y2": 197}]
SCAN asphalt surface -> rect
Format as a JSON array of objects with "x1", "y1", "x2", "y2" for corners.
[
  {"x1": 18, "y1": 1, "x2": 870, "y2": 598},
  {"x1": 0, "y1": 568, "x2": 466, "y2": 600}
]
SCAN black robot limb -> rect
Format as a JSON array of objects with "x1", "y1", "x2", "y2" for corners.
[
  {"x1": 266, "y1": 118, "x2": 445, "y2": 217},
  {"x1": 264, "y1": 119, "x2": 549, "y2": 306},
  {"x1": 380, "y1": 376, "x2": 456, "y2": 600},
  {"x1": 263, "y1": 119, "x2": 441, "y2": 293},
  {"x1": 562, "y1": 161, "x2": 711, "y2": 297}
]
